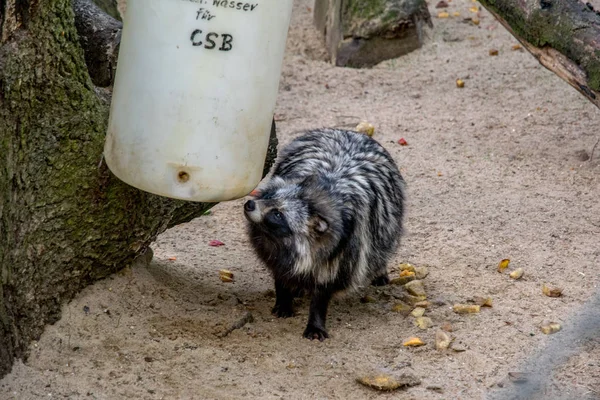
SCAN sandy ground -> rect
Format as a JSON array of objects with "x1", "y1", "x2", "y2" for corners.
[{"x1": 2, "y1": 0, "x2": 600, "y2": 399}]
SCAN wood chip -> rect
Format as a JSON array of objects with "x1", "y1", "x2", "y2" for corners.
[
  {"x1": 472, "y1": 296, "x2": 493, "y2": 307},
  {"x1": 403, "y1": 293, "x2": 427, "y2": 305},
  {"x1": 441, "y1": 321, "x2": 454, "y2": 332},
  {"x1": 414, "y1": 300, "x2": 431, "y2": 308},
  {"x1": 414, "y1": 266, "x2": 429, "y2": 280},
  {"x1": 509, "y1": 268, "x2": 524, "y2": 280},
  {"x1": 219, "y1": 269, "x2": 234, "y2": 283},
  {"x1": 542, "y1": 284, "x2": 563, "y2": 297},
  {"x1": 453, "y1": 304, "x2": 480, "y2": 314},
  {"x1": 435, "y1": 330, "x2": 452, "y2": 350},
  {"x1": 508, "y1": 372, "x2": 529, "y2": 383},
  {"x1": 414, "y1": 317, "x2": 433, "y2": 330},
  {"x1": 497, "y1": 259, "x2": 510, "y2": 273},
  {"x1": 405, "y1": 280, "x2": 426, "y2": 297},
  {"x1": 399, "y1": 263, "x2": 416, "y2": 273},
  {"x1": 411, "y1": 307, "x2": 426, "y2": 317},
  {"x1": 361, "y1": 295, "x2": 377, "y2": 303},
  {"x1": 392, "y1": 302, "x2": 412, "y2": 315},
  {"x1": 355, "y1": 121, "x2": 375, "y2": 137},
  {"x1": 390, "y1": 275, "x2": 415, "y2": 285},
  {"x1": 403, "y1": 337, "x2": 426, "y2": 347},
  {"x1": 540, "y1": 322, "x2": 561, "y2": 334},
  {"x1": 356, "y1": 373, "x2": 421, "y2": 391}
]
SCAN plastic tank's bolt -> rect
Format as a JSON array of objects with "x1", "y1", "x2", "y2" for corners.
[{"x1": 177, "y1": 171, "x2": 190, "y2": 183}]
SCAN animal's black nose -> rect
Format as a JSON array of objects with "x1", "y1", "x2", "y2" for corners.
[{"x1": 244, "y1": 200, "x2": 256, "y2": 212}]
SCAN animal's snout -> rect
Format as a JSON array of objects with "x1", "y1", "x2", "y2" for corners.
[{"x1": 244, "y1": 200, "x2": 256, "y2": 212}]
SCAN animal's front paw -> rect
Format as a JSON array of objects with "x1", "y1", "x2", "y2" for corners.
[
  {"x1": 272, "y1": 304, "x2": 294, "y2": 318},
  {"x1": 303, "y1": 324, "x2": 329, "y2": 341},
  {"x1": 371, "y1": 274, "x2": 390, "y2": 286}
]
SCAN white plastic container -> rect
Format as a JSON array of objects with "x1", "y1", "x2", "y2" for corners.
[{"x1": 104, "y1": 0, "x2": 294, "y2": 202}]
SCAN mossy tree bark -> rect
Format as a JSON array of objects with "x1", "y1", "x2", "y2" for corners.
[
  {"x1": 0, "y1": 0, "x2": 277, "y2": 377},
  {"x1": 314, "y1": 0, "x2": 432, "y2": 67},
  {"x1": 479, "y1": 0, "x2": 600, "y2": 109}
]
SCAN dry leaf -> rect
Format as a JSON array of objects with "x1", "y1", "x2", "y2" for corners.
[
  {"x1": 209, "y1": 240, "x2": 225, "y2": 247},
  {"x1": 398, "y1": 138, "x2": 408, "y2": 146},
  {"x1": 435, "y1": 0, "x2": 449, "y2": 8},
  {"x1": 489, "y1": 49, "x2": 499, "y2": 56},
  {"x1": 438, "y1": 11, "x2": 450, "y2": 18},
  {"x1": 452, "y1": 11, "x2": 461, "y2": 17},
  {"x1": 456, "y1": 79, "x2": 465, "y2": 88},
  {"x1": 469, "y1": 6, "x2": 479, "y2": 12},
  {"x1": 472, "y1": 18, "x2": 480, "y2": 25},
  {"x1": 511, "y1": 44, "x2": 522, "y2": 51}
]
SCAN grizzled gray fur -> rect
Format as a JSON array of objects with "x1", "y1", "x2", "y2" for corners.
[{"x1": 244, "y1": 128, "x2": 405, "y2": 340}]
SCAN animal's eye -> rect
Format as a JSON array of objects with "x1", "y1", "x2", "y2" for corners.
[{"x1": 272, "y1": 211, "x2": 282, "y2": 220}]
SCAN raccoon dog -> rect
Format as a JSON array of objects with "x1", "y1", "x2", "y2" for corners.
[{"x1": 244, "y1": 128, "x2": 405, "y2": 340}]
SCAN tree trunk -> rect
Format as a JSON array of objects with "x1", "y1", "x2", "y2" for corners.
[
  {"x1": 478, "y1": 0, "x2": 600, "y2": 109},
  {"x1": 314, "y1": 0, "x2": 432, "y2": 67},
  {"x1": 0, "y1": 0, "x2": 277, "y2": 377}
]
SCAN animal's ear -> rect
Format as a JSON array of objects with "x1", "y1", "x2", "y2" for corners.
[{"x1": 310, "y1": 215, "x2": 329, "y2": 234}]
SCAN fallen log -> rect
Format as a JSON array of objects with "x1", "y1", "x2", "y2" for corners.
[{"x1": 478, "y1": 0, "x2": 600, "y2": 109}]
